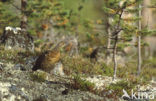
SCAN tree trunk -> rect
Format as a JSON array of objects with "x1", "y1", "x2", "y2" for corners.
[
  {"x1": 137, "y1": 4, "x2": 142, "y2": 76},
  {"x1": 113, "y1": 35, "x2": 118, "y2": 80},
  {"x1": 107, "y1": 28, "x2": 111, "y2": 49},
  {"x1": 105, "y1": 0, "x2": 112, "y2": 64},
  {"x1": 20, "y1": 0, "x2": 27, "y2": 30},
  {"x1": 106, "y1": 18, "x2": 112, "y2": 51}
]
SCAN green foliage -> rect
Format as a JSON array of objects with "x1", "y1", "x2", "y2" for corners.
[
  {"x1": 0, "y1": 45, "x2": 36, "y2": 64},
  {"x1": 34, "y1": 39, "x2": 44, "y2": 47},
  {"x1": 103, "y1": 0, "x2": 143, "y2": 49},
  {"x1": 139, "y1": 28, "x2": 156, "y2": 36},
  {"x1": 0, "y1": 0, "x2": 70, "y2": 35},
  {"x1": 106, "y1": 80, "x2": 136, "y2": 96},
  {"x1": 27, "y1": 0, "x2": 67, "y2": 35},
  {"x1": 71, "y1": 75, "x2": 95, "y2": 92},
  {"x1": 143, "y1": 57, "x2": 156, "y2": 68},
  {"x1": 115, "y1": 60, "x2": 155, "y2": 83},
  {"x1": 1, "y1": 0, "x2": 156, "y2": 89},
  {"x1": 0, "y1": 1, "x2": 20, "y2": 29},
  {"x1": 102, "y1": 64, "x2": 114, "y2": 76},
  {"x1": 141, "y1": 58, "x2": 156, "y2": 81},
  {"x1": 62, "y1": 54, "x2": 105, "y2": 75},
  {"x1": 0, "y1": 0, "x2": 107, "y2": 47},
  {"x1": 0, "y1": 45, "x2": 19, "y2": 62}
]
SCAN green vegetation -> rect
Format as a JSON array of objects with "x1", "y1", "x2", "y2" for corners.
[
  {"x1": 62, "y1": 54, "x2": 111, "y2": 76},
  {"x1": 0, "y1": 0, "x2": 156, "y2": 97},
  {"x1": 71, "y1": 75, "x2": 95, "y2": 92},
  {"x1": 0, "y1": 45, "x2": 36, "y2": 64},
  {"x1": 0, "y1": 46, "x2": 19, "y2": 63},
  {"x1": 106, "y1": 80, "x2": 136, "y2": 96},
  {"x1": 30, "y1": 71, "x2": 47, "y2": 82}
]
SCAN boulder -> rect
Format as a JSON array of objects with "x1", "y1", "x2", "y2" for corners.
[{"x1": 0, "y1": 26, "x2": 34, "y2": 52}]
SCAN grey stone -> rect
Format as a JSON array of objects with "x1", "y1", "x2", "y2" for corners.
[{"x1": 0, "y1": 27, "x2": 34, "y2": 52}]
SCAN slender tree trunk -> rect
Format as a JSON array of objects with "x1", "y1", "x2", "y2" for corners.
[
  {"x1": 112, "y1": 8, "x2": 123, "y2": 80},
  {"x1": 107, "y1": 28, "x2": 111, "y2": 49},
  {"x1": 106, "y1": 24, "x2": 112, "y2": 64},
  {"x1": 20, "y1": 0, "x2": 27, "y2": 30},
  {"x1": 113, "y1": 35, "x2": 118, "y2": 80},
  {"x1": 106, "y1": 16, "x2": 111, "y2": 50},
  {"x1": 105, "y1": 0, "x2": 111, "y2": 50},
  {"x1": 105, "y1": 0, "x2": 112, "y2": 64},
  {"x1": 137, "y1": 4, "x2": 142, "y2": 76}
]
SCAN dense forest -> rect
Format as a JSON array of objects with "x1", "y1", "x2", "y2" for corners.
[{"x1": 0, "y1": 0, "x2": 156, "y2": 100}]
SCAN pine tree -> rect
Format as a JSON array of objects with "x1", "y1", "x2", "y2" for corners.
[
  {"x1": 0, "y1": 0, "x2": 70, "y2": 35},
  {"x1": 0, "y1": 0, "x2": 20, "y2": 29},
  {"x1": 103, "y1": 0, "x2": 144, "y2": 79}
]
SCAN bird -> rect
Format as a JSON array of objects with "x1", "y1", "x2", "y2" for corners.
[
  {"x1": 62, "y1": 88, "x2": 69, "y2": 95},
  {"x1": 32, "y1": 41, "x2": 65, "y2": 72},
  {"x1": 90, "y1": 47, "x2": 99, "y2": 61}
]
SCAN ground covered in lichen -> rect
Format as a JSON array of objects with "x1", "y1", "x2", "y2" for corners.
[
  {"x1": 1, "y1": 46, "x2": 156, "y2": 101},
  {"x1": 0, "y1": 48, "x2": 115, "y2": 101},
  {"x1": 0, "y1": 59, "x2": 108, "y2": 101}
]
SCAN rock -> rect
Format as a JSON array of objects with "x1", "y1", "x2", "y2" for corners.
[
  {"x1": 84, "y1": 75, "x2": 121, "y2": 90},
  {"x1": 51, "y1": 62, "x2": 65, "y2": 76},
  {"x1": 25, "y1": 56, "x2": 38, "y2": 70},
  {"x1": 33, "y1": 95, "x2": 48, "y2": 101},
  {"x1": 0, "y1": 26, "x2": 34, "y2": 52},
  {"x1": 14, "y1": 64, "x2": 26, "y2": 71},
  {"x1": 0, "y1": 82, "x2": 29, "y2": 101}
]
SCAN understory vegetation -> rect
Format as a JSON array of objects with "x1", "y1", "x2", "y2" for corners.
[
  {"x1": 0, "y1": 0, "x2": 156, "y2": 100},
  {"x1": 0, "y1": 44, "x2": 155, "y2": 96}
]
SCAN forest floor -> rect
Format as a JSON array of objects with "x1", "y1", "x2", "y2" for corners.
[
  {"x1": 0, "y1": 56, "x2": 120, "y2": 101},
  {"x1": 0, "y1": 49, "x2": 156, "y2": 101}
]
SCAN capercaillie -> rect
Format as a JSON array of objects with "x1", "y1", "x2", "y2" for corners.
[{"x1": 32, "y1": 41, "x2": 64, "y2": 72}]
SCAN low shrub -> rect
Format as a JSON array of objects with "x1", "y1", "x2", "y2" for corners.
[
  {"x1": 71, "y1": 75, "x2": 95, "y2": 92},
  {"x1": 106, "y1": 80, "x2": 136, "y2": 96},
  {"x1": 62, "y1": 54, "x2": 106, "y2": 75}
]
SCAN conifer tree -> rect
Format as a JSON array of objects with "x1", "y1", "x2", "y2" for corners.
[
  {"x1": 103, "y1": 0, "x2": 143, "y2": 79},
  {"x1": 0, "y1": 0, "x2": 69, "y2": 35}
]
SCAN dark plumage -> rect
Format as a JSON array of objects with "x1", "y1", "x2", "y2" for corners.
[
  {"x1": 62, "y1": 88, "x2": 69, "y2": 95},
  {"x1": 90, "y1": 48, "x2": 99, "y2": 60}
]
